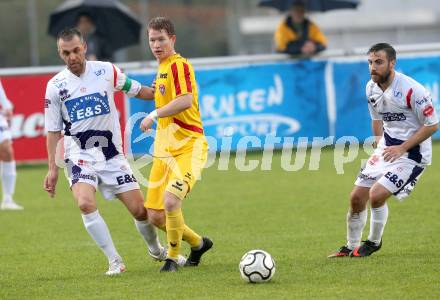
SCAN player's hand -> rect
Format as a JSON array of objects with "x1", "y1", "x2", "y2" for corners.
[
  {"x1": 151, "y1": 80, "x2": 156, "y2": 91},
  {"x1": 382, "y1": 145, "x2": 405, "y2": 162},
  {"x1": 44, "y1": 169, "x2": 59, "y2": 198},
  {"x1": 140, "y1": 116, "x2": 154, "y2": 132}
]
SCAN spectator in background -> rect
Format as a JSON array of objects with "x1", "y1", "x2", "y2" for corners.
[
  {"x1": 0, "y1": 79, "x2": 23, "y2": 210},
  {"x1": 274, "y1": 0, "x2": 327, "y2": 56},
  {"x1": 76, "y1": 13, "x2": 113, "y2": 61}
]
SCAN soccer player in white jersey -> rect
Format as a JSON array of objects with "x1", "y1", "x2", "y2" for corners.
[
  {"x1": 328, "y1": 43, "x2": 439, "y2": 258},
  {"x1": 0, "y1": 79, "x2": 23, "y2": 210},
  {"x1": 44, "y1": 28, "x2": 185, "y2": 275}
]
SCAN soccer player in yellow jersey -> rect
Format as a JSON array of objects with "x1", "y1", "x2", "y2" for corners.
[{"x1": 140, "y1": 17, "x2": 213, "y2": 272}]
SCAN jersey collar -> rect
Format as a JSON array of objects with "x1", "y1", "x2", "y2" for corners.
[
  {"x1": 371, "y1": 72, "x2": 400, "y2": 107},
  {"x1": 159, "y1": 53, "x2": 180, "y2": 66}
]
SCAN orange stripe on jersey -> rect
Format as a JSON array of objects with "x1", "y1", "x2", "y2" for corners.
[
  {"x1": 173, "y1": 118, "x2": 203, "y2": 134},
  {"x1": 183, "y1": 63, "x2": 192, "y2": 93},
  {"x1": 171, "y1": 63, "x2": 181, "y2": 96},
  {"x1": 112, "y1": 64, "x2": 117, "y2": 87}
]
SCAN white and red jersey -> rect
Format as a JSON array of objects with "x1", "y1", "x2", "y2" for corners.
[
  {"x1": 0, "y1": 79, "x2": 13, "y2": 111},
  {"x1": 0, "y1": 79, "x2": 13, "y2": 142},
  {"x1": 45, "y1": 61, "x2": 126, "y2": 162},
  {"x1": 366, "y1": 71, "x2": 439, "y2": 165}
]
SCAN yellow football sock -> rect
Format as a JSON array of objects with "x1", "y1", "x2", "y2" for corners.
[
  {"x1": 157, "y1": 223, "x2": 201, "y2": 248},
  {"x1": 182, "y1": 225, "x2": 202, "y2": 248},
  {"x1": 165, "y1": 209, "x2": 184, "y2": 259}
]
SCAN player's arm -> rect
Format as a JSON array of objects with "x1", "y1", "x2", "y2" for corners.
[
  {"x1": 372, "y1": 120, "x2": 383, "y2": 148},
  {"x1": 383, "y1": 89, "x2": 439, "y2": 162},
  {"x1": 383, "y1": 124, "x2": 438, "y2": 163},
  {"x1": 140, "y1": 61, "x2": 195, "y2": 132},
  {"x1": 367, "y1": 93, "x2": 383, "y2": 148},
  {"x1": 140, "y1": 94, "x2": 192, "y2": 132},
  {"x1": 112, "y1": 64, "x2": 154, "y2": 100},
  {"x1": 158, "y1": 94, "x2": 192, "y2": 117},
  {"x1": 0, "y1": 79, "x2": 13, "y2": 121},
  {"x1": 46, "y1": 132, "x2": 62, "y2": 172},
  {"x1": 392, "y1": 90, "x2": 439, "y2": 155},
  {"x1": 44, "y1": 132, "x2": 62, "y2": 198},
  {"x1": 135, "y1": 85, "x2": 155, "y2": 100},
  {"x1": 400, "y1": 124, "x2": 438, "y2": 151},
  {"x1": 44, "y1": 84, "x2": 63, "y2": 197}
]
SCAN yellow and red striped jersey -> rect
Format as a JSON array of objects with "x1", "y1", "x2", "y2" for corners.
[{"x1": 153, "y1": 53, "x2": 206, "y2": 156}]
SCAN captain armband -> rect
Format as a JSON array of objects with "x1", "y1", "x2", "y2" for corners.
[{"x1": 115, "y1": 73, "x2": 142, "y2": 97}]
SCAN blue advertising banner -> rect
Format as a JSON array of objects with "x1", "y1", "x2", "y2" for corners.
[
  {"x1": 333, "y1": 55, "x2": 440, "y2": 141},
  {"x1": 332, "y1": 61, "x2": 371, "y2": 140},
  {"x1": 126, "y1": 54, "x2": 440, "y2": 156},
  {"x1": 125, "y1": 73, "x2": 156, "y2": 156},
  {"x1": 198, "y1": 61, "x2": 328, "y2": 151},
  {"x1": 127, "y1": 60, "x2": 329, "y2": 155}
]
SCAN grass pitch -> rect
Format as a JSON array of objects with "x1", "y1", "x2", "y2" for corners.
[{"x1": 1, "y1": 144, "x2": 439, "y2": 299}]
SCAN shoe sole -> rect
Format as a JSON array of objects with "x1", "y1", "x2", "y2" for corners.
[
  {"x1": 327, "y1": 253, "x2": 350, "y2": 258},
  {"x1": 0, "y1": 207, "x2": 24, "y2": 210},
  {"x1": 105, "y1": 267, "x2": 126, "y2": 276}
]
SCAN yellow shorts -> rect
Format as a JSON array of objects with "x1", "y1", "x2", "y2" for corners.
[{"x1": 145, "y1": 142, "x2": 208, "y2": 210}]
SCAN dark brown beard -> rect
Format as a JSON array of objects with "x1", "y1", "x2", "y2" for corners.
[
  {"x1": 377, "y1": 69, "x2": 391, "y2": 84},
  {"x1": 371, "y1": 62, "x2": 391, "y2": 84}
]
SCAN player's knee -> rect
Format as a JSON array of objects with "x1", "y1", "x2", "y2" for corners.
[
  {"x1": 350, "y1": 190, "x2": 367, "y2": 212},
  {"x1": 77, "y1": 195, "x2": 96, "y2": 213},
  {"x1": 132, "y1": 206, "x2": 148, "y2": 221},
  {"x1": 164, "y1": 191, "x2": 182, "y2": 211},
  {"x1": 78, "y1": 202, "x2": 96, "y2": 214},
  {"x1": 0, "y1": 142, "x2": 13, "y2": 161},
  {"x1": 369, "y1": 188, "x2": 388, "y2": 208}
]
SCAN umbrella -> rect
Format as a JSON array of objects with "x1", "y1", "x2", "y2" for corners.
[
  {"x1": 258, "y1": 0, "x2": 360, "y2": 12},
  {"x1": 48, "y1": 0, "x2": 142, "y2": 52}
]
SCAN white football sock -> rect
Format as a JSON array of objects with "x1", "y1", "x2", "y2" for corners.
[
  {"x1": 1, "y1": 161, "x2": 16, "y2": 203},
  {"x1": 134, "y1": 219, "x2": 162, "y2": 255},
  {"x1": 346, "y1": 209, "x2": 367, "y2": 250},
  {"x1": 82, "y1": 210, "x2": 120, "y2": 262},
  {"x1": 368, "y1": 203, "x2": 389, "y2": 245}
]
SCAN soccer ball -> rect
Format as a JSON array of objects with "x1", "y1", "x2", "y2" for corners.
[{"x1": 239, "y1": 250, "x2": 276, "y2": 283}]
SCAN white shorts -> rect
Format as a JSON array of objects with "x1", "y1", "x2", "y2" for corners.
[
  {"x1": 0, "y1": 115, "x2": 11, "y2": 144},
  {"x1": 65, "y1": 154, "x2": 140, "y2": 200},
  {"x1": 355, "y1": 149, "x2": 425, "y2": 201}
]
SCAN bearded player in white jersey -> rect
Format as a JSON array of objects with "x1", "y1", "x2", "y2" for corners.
[
  {"x1": 44, "y1": 28, "x2": 185, "y2": 275},
  {"x1": 329, "y1": 43, "x2": 439, "y2": 258}
]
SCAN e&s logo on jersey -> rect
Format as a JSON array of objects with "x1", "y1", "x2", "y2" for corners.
[{"x1": 65, "y1": 92, "x2": 111, "y2": 123}]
